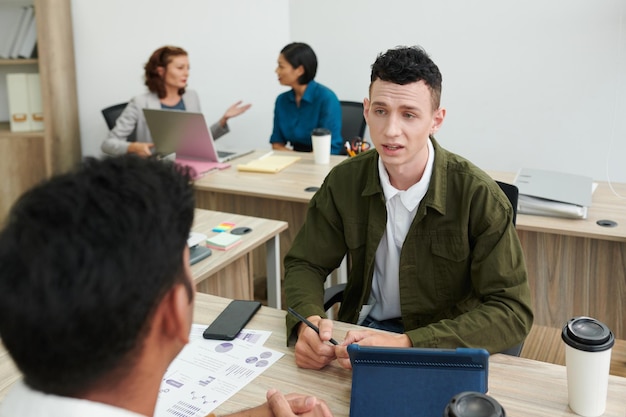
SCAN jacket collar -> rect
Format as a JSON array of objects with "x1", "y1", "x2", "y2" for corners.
[{"x1": 361, "y1": 137, "x2": 449, "y2": 216}]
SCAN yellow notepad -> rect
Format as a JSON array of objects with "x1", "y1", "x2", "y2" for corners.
[{"x1": 237, "y1": 155, "x2": 301, "y2": 173}]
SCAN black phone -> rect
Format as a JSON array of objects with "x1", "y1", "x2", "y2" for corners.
[{"x1": 202, "y1": 300, "x2": 262, "y2": 340}]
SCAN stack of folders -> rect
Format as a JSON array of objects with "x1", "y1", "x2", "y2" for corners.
[
  {"x1": 514, "y1": 168, "x2": 595, "y2": 219},
  {"x1": 0, "y1": 5, "x2": 38, "y2": 59},
  {"x1": 6, "y1": 73, "x2": 43, "y2": 132}
]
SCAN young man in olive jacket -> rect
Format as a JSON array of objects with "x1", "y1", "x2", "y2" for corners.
[{"x1": 284, "y1": 46, "x2": 533, "y2": 370}]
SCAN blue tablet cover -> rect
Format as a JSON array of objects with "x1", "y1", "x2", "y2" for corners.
[{"x1": 347, "y1": 344, "x2": 489, "y2": 417}]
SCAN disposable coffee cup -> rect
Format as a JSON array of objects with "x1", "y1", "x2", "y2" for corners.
[
  {"x1": 311, "y1": 128, "x2": 331, "y2": 164},
  {"x1": 561, "y1": 316, "x2": 614, "y2": 417},
  {"x1": 443, "y1": 392, "x2": 506, "y2": 417}
]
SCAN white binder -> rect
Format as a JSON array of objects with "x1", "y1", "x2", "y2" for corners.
[
  {"x1": 514, "y1": 168, "x2": 594, "y2": 219},
  {"x1": 6, "y1": 73, "x2": 32, "y2": 132},
  {"x1": 9, "y1": 6, "x2": 33, "y2": 59},
  {"x1": 27, "y1": 73, "x2": 44, "y2": 131},
  {"x1": 0, "y1": 6, "x2": 26, "y2": 58},
  {"x1": 17, "y1": 11, "x2": 38, "y2": 59}
]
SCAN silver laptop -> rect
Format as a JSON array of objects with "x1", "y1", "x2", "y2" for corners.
[{"x1": 143, "y1": 108, "x2": 253, "y2": 163}]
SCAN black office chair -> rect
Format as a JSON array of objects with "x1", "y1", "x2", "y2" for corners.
[
  {"x1": 101, "y1": 102, "x2": 137, "y2": 142},
  {"x1": 323, "y1": 180, "x2": 525, "y2": 357},
  {"x1": 340, "y1": 101, "x2": 367, "y2": 150}
]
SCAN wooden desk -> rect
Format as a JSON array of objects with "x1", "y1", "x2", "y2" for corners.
[
  {"x1": 2, "y1": 293, "x2": 625, "y2": 416},
  {"x1": 489, "y1": 172, "x2": 626, "y2": 339},
  {"x1": 193, "y1": 150, "x2": 347, "y2": 308},
  {"x1": 191, "y1": 209, "x2": 287, "y2": 305}
]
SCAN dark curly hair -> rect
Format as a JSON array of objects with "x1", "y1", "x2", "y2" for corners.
[
  {"x1": 144, "y1": 45, "x2": 188, "y2": 99},
  {"x1": 0, "y1": 155, "x2": 195, "y2": 396},
  {"x1": 370, "y1": 45, "x2": 443, "y2": 110}
]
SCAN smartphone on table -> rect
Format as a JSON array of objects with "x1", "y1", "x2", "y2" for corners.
[{"x1": 202, "y1": 300, "x2": 262, "y2": 340}]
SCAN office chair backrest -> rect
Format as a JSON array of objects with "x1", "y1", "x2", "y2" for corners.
[
  {"x1": 340, "y1": 101, "x2": 367, "y2": 142},
  {"x1": 101, "y1": 102, "x2": 137, "y2": 142},
  {"x1": 494, "y1": 180, "x2": 523, "y2": 356},
  {"x1": 495, "y1": 180, "x2": 518, "y2": 226}
]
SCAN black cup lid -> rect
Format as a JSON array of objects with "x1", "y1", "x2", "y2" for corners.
[
  {"x1": 311, "y1": 127, "x2": 331, "y2": 136},
  {"x1": 443, "y1": 392, "x2": 505, "y2": 417},
  {"x1": 561, "y1": 316, "x2": 615, "y2": 352}
]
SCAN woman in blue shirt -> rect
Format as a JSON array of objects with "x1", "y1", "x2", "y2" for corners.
[{"x1": 270, "y1": 43, "x2": 343, "y2": 155}]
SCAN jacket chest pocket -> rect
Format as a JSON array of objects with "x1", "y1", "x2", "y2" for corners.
[{"x1": 429, "y1": 235, "x2": 471, "y2": 301}]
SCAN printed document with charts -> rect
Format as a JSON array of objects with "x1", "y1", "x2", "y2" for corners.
[{"x1": 154, "y1": 324, "x2": 283, "y2": 417}]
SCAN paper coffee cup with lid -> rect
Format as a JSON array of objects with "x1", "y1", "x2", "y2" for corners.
[
  {"x1": 561, "y1": 316, "x2": 614, "y2": 417},
  {"x1": 311, "y1": 128, "x2": 331, "y2": 164}
]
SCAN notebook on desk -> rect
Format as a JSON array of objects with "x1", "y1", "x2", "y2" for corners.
[
  {"x1": 143, "y1": 109, "x2": 253, "y2": 177},
  {"x1": 347, "y1": 344, "x2": 489, "y2": 417}
]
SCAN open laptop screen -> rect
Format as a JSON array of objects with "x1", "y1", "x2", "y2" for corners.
[{"x1": 143, "y1": 109, "x2": 219, "y2": 161}]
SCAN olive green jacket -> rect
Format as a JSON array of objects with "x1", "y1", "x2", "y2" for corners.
[{"x1": 284, "y1": 138, "x2": 533, "y2": 353}]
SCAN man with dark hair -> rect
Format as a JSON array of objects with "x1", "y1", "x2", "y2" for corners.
[
  {"x1": 0, "y1": 155, "x2": 332, "y2": 416},
  {"x1": 284, "y1": 46, "x2": 533, "y2": 369}
]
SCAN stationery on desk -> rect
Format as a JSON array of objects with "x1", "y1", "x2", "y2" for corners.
[
  {"x1": 514, "y1": 168, "x2": 595, "y2": 219},
  {"x1": 205, "y1": 232, "x2": 242, "y2": 250},
  {"x1": 237, "y1": 152, "x2": 301, "y2": 173},
  {"x1": 287, "y1": 307, "x2": 338, "y2": 345}
]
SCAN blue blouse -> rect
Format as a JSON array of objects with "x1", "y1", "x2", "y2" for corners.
[{"x1": 270, "y1": 80, "x2": 343, "y2": 155}]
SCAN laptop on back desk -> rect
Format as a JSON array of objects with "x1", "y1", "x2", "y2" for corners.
[{"x1": 143, "y1": 108, "x2": 253, "y2": 176}]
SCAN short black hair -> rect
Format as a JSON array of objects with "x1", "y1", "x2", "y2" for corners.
[
  {"x1": 0, "y1": 155, "x2": 195, "y2": 396},
  {"x1": 281, "y1": 42, "x2": 318, "y2": 85},
  {"x1": 370, "y1": 45, "x2": 443, "y2": 110}
]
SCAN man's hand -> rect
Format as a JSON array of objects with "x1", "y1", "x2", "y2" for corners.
[
  {"x1": 267, "y1": 389, "x2": 334, "y2": 417},
  {"x1": 334, "y1": 329, "x2": 411, "y2": 369},
  {"x1": 226, "y1": 389, "x2": 334, "y2": 417},
  {"x1": 294, "y1": 316, "x2": 337, "y2": 369}
]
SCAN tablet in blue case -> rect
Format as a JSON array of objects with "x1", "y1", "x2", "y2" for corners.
[{"x1": 347, "y1": 344, "x2": 489, "y2": 417}]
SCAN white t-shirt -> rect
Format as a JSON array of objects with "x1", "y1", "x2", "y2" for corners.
[
  {"x1": 0, "y1": 380, "x2": 146, "y2": 417},
  {"x1": 368, "y1": 139, "x2": 435, "y2": 321}
]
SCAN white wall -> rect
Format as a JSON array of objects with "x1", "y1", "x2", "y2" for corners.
[
  {"x1": 290, "y1": 0, "x2": 626, "y2": 183},
  {"x1": 71, "y1": 0, "x2": 290, "y2": 158},
  {"x1": 71, "y1": 0, "x2": 626, "y2": 182}
]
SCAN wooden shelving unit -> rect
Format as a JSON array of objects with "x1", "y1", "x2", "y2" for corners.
[{"x1": 0, "y1": 0, "x2": 80, "y2": 222}]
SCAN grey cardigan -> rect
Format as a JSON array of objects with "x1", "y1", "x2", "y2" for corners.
[{"x1": 101, "y1": 90, "x2": 229, "y2": 156}]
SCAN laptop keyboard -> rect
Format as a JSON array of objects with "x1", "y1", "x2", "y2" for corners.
[{"x1": 217, "y1": 150, "x2": 235, "y2": 158}]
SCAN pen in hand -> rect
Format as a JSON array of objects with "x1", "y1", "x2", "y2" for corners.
[{"x1": 287, "y1": 307, "x2": 339, "y2": 345}]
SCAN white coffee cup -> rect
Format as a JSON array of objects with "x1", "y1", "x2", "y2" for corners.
[
  {"x1": 311, "y1": 128, "x2": 331, "y2": 164},
  {"x1": 561, "y1": 316, "x2": 615, "y2": 417}
]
